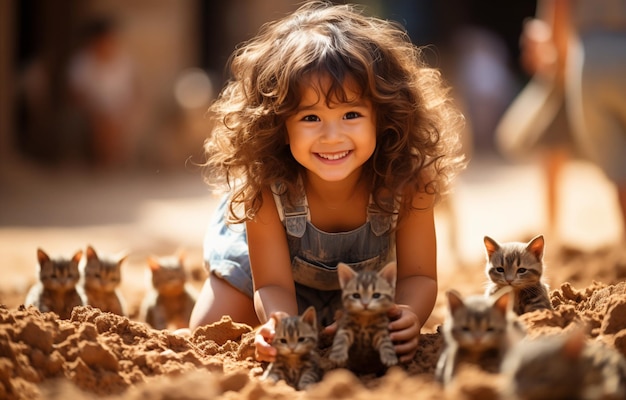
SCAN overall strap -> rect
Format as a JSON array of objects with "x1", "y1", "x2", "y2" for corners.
[{"x1": 271, "y1": 177, "x2": 309, "y2": 238}]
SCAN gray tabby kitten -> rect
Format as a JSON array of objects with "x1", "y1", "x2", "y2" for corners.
[
  {"x1": 79, "y1": 245, "x2": 127, "y2": 316},
  {"x1": 484, "y1": 234, "x2": 552, "y2": 315},
  {"x1": 328, "y1": 261, "x2": 398, "y2": 374},
  {"x1": 138, "y1": 251, "x2": 198, "y2": 330},
  {"x1": 501, "y1": 328, "x2": 626, "y2": 400},
  {"x1": 436, "y1": 287, "x2": 524, "y2": 386},
  {"x1": 261, "y1": 306, "x2": 322, "y2": 390},
  {"x1": 24, "y1": 248, "x2": 86, "y2": 319}
]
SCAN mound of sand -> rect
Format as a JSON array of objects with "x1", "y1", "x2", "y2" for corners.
[{"x1": 1, "y1": 247, "x2": 625, "y2": 399}]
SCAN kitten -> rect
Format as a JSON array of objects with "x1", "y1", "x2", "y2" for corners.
[
  {"x1": 79, "y1": 245, "x2": 127, "y2": 316},
  {"x1": 328, "y1": 261, "x2": 398, "y2": 374},
  {"x1": 138, "y1": 251, "x2": 198, "y2": 330},
  {"x1": 24, "y1": 248, "x2": 86, "y2": 319},
  {"x1": 484, "y1": 234, "x2": 552, "y2": 315},
  {"x1": 261, "y1": 306, "x2": 322, "y2": 390},
  {"x1": 435, "y1": 287, "x2": 524, "y2": 386},
  {"x1": 501, "y1": 328, "x2": 626, "y2": 400}
]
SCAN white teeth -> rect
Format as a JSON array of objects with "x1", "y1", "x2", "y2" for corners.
[{"x1": 318, "y1": 151, "x2": 349, "y2": 160}]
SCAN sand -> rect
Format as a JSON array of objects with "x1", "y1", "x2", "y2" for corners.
[
  {"x1": 1, "y1": 159, "x2": 625, "y2": 399},
  {"x1": 0, "y1": 245, "x2": 624, "y2": 399}
]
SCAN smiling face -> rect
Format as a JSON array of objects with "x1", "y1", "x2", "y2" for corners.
[{"x1": 285, "y1": 74, "x2": 377, "y2": 183}]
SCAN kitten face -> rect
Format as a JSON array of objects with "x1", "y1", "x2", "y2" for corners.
[
  {"x1": 273, "y1": 306, "x2": 318, "y2": 358},
  {"x1": 81, "y1": 245, "x2": 125, "y2": 292},
  {"x1": 337, "y1": 262, "x2": 396, "y2": 315},
  {"x1": 37, "y1": 248, "x2": 83, "y2": 291},
  {"x1": 148, "y1": 254, "x2": 187, "y2": 295},
  {"x1": 445, "y1": 288, "x2": 512, "y2": 351},
  {"x1": 484, "y1": 235, "x2": 545, "y2": 290}
]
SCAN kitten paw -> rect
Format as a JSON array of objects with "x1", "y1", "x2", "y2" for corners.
[
  {"x1": 380, "y1": 351, "x2": 398, "y2": 367},
  {"x1": 328, "y1": 351, "x2": 348, "y2": 367}
]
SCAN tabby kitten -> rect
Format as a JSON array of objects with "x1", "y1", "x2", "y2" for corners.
[
  {"x1": 261, "y1": 306, "x2": 322, "y2": 390},
  {"x1": 328, "y1": 261, "x2": 398, "y2": 374},
  {"x1": 79, "y1": 245, "x2": 127, "y2": 316},
  {"x1": 484, "y1": 234, "x2": 552, "y2": 315},
  {"x1": 435, "y1": 287, "x2": 524, "y2": 386},
  {"x1": 138, "y1": 251, "x2": 198, "y2": 330},
  {"x1": 501, "y1": 328, "x2": 626, "y2": 400},
  {"x1": 24, "y1": 248, "x2": 86, "y2": 319}
]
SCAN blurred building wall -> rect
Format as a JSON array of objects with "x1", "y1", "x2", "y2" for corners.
[
  {"x1": 0, "y1": 0, "x2": 14, "y2": 164},
  {"x1": 7, "y1": 0, "x2": 201, "y2": 167}
]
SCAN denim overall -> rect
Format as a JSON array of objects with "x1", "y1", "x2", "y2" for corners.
[{"x1": 204, "y1": 178, "x2": 396, "y2": 327}]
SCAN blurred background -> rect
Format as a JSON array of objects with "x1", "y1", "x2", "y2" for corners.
[
  {"x1": 0, "y1": 0, "x2": 622, "y2": 312},
  {"x1": 1, "y1": 0, "x2": 539, "y2": 170}
]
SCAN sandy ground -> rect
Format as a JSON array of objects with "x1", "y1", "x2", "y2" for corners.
[{"x1": 0, "y1": 155, "x2": 625, "y2": 399}]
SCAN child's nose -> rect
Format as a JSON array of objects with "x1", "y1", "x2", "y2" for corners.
[{"x1": 320, "y1": 121, "x2": 342, "y2": 143}]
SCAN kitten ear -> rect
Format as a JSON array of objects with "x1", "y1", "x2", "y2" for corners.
[
  {"x1": 147, "y1": 257, "x2": 161, "y2": 272},
  {"x1": 483, "y1": 236, "x2": 500, "y2": 258},
  {"x1": 491, "y1": 286, "x2": 514, "y2": 315},
  {"x1": 525, "y1": 235, "x2": 545, "y2": 261},
  {"x1": 378, "y1": 261, "x2": 397, "y2": 287},
  {"x1": 301, "y1": 306, "x2": 317, "y2": 330},
  {"x1": 86, "y1": 245, "x2": 98, "y2": 261},
  {"x1": 445, "y1": 289, "x2": 465, "y2": 314},
  {"x1": 117, "y1": 252, "x2": 129, "y2": 266},
  {"x1": 37, "y1": 248, "x2": 50, "y2": 265},
  {"x1": 72, "y1": 249, "x2": 84, "y2": 264},
  {"x1": 336, "y1": 262, "x2": 356, "y2": 288},
  {"x1": 176, "y1": 248, "x2": 186, "y2": 264}
]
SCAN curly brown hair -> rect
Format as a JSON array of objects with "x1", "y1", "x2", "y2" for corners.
[{"x1": 204, "y1": 1, "x2": 466, "y2": 223}]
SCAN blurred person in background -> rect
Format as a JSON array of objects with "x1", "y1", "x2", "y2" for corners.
[
  {"x1": 67, "y1": 16, "x2": 140, "y2": 169},
  {"x1": 496, "y1": 0, "x2": 574, "y2": 242},
  {"x1": 452, "y1": 26, "x2": 518, "y2": 155},
  {"x1": 497, "y1": 0, "x2": 626, "y2": 246}
]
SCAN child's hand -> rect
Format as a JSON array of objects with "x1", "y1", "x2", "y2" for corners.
[
  {"x1": 254, "y1": 312, "x2": 287, "y2": 362},
  {"x1": 321, "y1": 309, "x2": 342, "y2": 337},
  {"x1": 520, "y1": 18, "x2": 556, "y2": 76},
  {"x1": 387, "y1": 304, "x2": 420, "y2": 363}
]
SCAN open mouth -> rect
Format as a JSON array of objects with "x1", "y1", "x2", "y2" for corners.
[{"x1": 316, "y1": 150, "x2": 351, "y2": 160}]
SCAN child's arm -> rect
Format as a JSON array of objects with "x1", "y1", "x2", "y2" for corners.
[
  {"x1": 391, "y1": 192, "x2": 438, "y2": 362},
  {"x1": 246, "y1": 187, "x2": 299, "y2": 361},
  {"x1": 246, "y1": 187, "x2": 298, "y2": 321}
]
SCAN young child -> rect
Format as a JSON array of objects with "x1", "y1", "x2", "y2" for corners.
[{"x1": 190, "y1": 1, "x2": 466, "y2": 364}]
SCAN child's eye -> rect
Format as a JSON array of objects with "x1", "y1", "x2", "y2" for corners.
[
  {"x1": 301, "y1": 114, "x2": 320, "y2": 122},
  {"x1": 344, "y1": 111, "x2": 360, "y2": 119}
]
